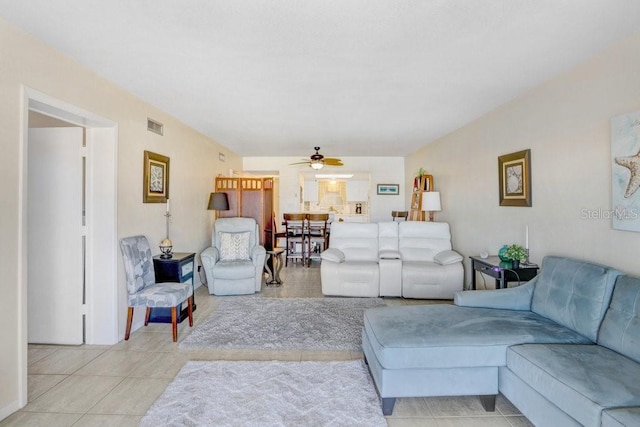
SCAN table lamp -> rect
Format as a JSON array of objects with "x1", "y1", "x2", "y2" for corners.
[{"x1": 422, "y1": 191, "x2": 441, "y2": 222}]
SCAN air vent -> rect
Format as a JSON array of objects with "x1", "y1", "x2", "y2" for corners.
[{"x1": 147, "y1": 118, "x2": 163, "y2": 136}]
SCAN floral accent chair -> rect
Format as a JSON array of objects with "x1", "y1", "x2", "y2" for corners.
[
  {"x1": 119, "y1": 235, "x2": 193, "y2": 342},
  {"x1": 201, "y1": 217, "x2": 266, "y2": 295}
]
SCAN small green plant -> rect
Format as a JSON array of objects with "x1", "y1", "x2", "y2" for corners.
[
  {"x1": 415, "y1": 167, "x2": 427, "y2": 177},
  {"x1": 504, "y1": 244, "x2": 528, "y2": 261}
]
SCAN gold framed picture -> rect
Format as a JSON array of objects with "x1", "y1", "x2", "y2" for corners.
[
  {"x1": 498, "y1": 149, "x2": 531, "y2": 207},
  {"x1": 143, "y1": 150, "x2": 170, "y2": 203}
]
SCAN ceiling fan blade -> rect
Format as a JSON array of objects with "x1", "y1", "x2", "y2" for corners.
[
  {"x1": 289, "y1": 160, "x2": 311, "y2": 165},
  {"x1": 323, "y1": 158, "x2": 343, "y2": 166}
]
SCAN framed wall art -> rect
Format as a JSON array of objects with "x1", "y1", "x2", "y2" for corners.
[
  {"x1": 498, "y1": 149, "x2": 531, "y2": 207},
  {"x1": 611, "y1": 110, "x2": 640, "y2": 232},
  {"x1": 377, "y1": 184, "x2": 399, "y2": 195},
  {"x1": 143, "y1": 150, "x2": 170, "y2": 203}
]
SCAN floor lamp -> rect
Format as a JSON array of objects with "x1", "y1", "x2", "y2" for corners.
[{"x1": 207, "y1": 192, "x2": 229, "y2": 220}]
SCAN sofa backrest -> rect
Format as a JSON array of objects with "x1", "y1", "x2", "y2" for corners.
[
  {"x1": 597, "y1": 275, "x2": 640, "y2": 364},
  {"x1": 329, "y1": 222, "x2": 379, "y2": 261},
  {"x1": 531, "y1": 256, "x2": 621, "y2": 342},
  {"x1": 398, "y1": 222, "x2": 452, "y2": 262},
  {"x1": 378, "y1": 221, "x2": 399, "y2": 253}
]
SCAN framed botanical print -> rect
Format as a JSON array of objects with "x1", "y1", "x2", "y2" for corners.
[
  {"x1": 143, "y1": 150, "x2": 170, "y2": 203},
  {"x1": 498, "y1": 149, "x2": 531, "y2": 207}
]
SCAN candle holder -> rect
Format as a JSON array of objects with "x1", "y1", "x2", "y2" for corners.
[{"x1": 159, "y1": 208, "x2": 173, "y2": 258}]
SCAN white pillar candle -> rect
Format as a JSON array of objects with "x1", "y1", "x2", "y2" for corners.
[
  {"x1": 166, "y1": 198, "x2": 170, "y2": 213},
  {"x1": 525, "y1": 225, "x2": 529, "y2": 250}
]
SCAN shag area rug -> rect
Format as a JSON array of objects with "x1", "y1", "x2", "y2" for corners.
[
  {"x1": 140, "y1": 360, "x2": 387, "y2": 427},
  {"x1": 180, "y1": 297, "x2": 385, "y2": 351}
]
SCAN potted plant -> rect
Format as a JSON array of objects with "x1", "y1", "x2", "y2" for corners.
[{"x1": 503, "y1": 244, "x2": 527, "y2": 268}]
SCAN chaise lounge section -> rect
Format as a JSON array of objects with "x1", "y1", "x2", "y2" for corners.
[{"x1": 363, "y1": 256, "x2": 640, "y2": 426}]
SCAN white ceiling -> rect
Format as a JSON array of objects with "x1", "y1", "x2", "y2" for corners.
[{"x1": 1, "y1": 1, "x2": 639, "y2": 158}]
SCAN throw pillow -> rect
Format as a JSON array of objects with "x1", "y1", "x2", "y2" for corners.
[{"x1": 219, "y1": 231, "x2": 251, "y2": 261}]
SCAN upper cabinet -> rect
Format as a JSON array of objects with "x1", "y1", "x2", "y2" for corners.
[
  {"x1": 303, "y1": 180, "x2": 318, "y2": 202},
  {"x1": 346, "y1": 180, "x2": 369, "y2": 201}
]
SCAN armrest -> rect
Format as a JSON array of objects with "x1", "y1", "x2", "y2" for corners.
[
  {"x1": 320, "y1": 248, "x2": 345, "y2": 263},
  {"x1": 252, "y1": 245, "x2": 266, "y2": 259},
  {"x1": 454, "y1": 279, "x2": 536, "y2": 311},
  {"x1": 379, "y1": 250, "x2": 400, "y2": 260},
  {"x1": 200, "y1": 246, "x2": 219, "y2": 267},
  {"x1": 434, "y1": 250, "x2": 463, "y2": 265}
]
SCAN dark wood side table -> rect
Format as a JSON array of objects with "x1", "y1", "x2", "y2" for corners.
[
  {"x1": 470, "y1": 255, "x2": 539, "y2": 290},
  {"x1": 150, "y1": 252, "x2": 196, "y2": 323}
]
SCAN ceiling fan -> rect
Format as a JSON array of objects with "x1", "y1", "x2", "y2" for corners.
[{"x1": 290, "y1": 147, "x2": 344, "y2": 170}]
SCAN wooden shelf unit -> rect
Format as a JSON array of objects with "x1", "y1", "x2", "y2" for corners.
[{"x1": 409, "y1": 174, "x2": 434, "y2": 221}]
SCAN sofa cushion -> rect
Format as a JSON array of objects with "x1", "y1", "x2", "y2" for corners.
[
  {"x1": 212, "y1": 260, "x2": 256, "y2": 279},
  {"x1": 362, "y1": 305, "x2": 591, "y2": 370},
  {"x1": 328, "y1": 222, "x2": 379, "y2": 262},
  {"x1": 598, "y1": 275, "x2": 640, "y2": 364},
  {"x1": 602, "y1": 407, "x2": 640, "y2": 427},
  {"x1": 398, "y1": 222, "x2": 452, "y2": 262},
  {"x1": 506, "y1": 344, "x2": 640, "y2": 427},
  {"x1": 531, "y1": 256, "x2": 620, "y2": 342}
]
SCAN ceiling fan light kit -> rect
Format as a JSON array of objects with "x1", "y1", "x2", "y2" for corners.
[{"x1": 290, "y1": 147, "x2": 344, "y2": 169}]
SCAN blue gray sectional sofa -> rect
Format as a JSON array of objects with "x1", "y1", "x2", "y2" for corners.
[{"x1": 362, "y1": 256, "x2": 640, "y2": 426}]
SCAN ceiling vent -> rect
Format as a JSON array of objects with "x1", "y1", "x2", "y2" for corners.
[{"x1": 147, "y1": 118, "x2": 163, "y2": 136}]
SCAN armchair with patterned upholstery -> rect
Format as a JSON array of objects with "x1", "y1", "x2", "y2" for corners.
[
  {"x1": 119, "y1": 235, "x2": 193, "y2": 342},
  {"x1": 201, "y1": 217, "x2": 266, "y2": 295}
]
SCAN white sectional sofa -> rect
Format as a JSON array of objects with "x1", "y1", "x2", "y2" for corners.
[{"x1": 320, "y1": 221, "x2": 463, "y2": 298}]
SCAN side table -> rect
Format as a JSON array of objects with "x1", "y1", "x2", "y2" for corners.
[
  {"x1": 470, "y1": 255, "x2": 539, "y2": 290},
  {"x1": 265, "y1": 248, "x2": 284, "y2": 286},
  {"x1": 150, "y1": 252, "x2": 196, "y2": 323}
]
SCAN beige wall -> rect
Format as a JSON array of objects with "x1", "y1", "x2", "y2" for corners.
[
  {"x1": 406, "y1": 31, "x2": 640, "y2": 287},
  {"x1": 0, "y1": 18, "x2": 241, "y2": 416}
]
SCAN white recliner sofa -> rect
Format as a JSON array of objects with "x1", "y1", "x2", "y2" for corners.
[{"x1": 320, "y1": 221, "x2": 463, "y2": 298}]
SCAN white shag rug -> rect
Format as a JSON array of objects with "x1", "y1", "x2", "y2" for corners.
[
  {"x1": 141, "y1": 360, "x2": 386, "y2": 427},
  {"x1": 180, "y1": 297, "x2": 385, "y2": 351}
]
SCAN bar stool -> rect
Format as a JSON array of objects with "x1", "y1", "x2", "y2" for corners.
[
  {"x1": 283, "y1": 213, "x2": 307, "y2": 266},
  {"x1": 391, "y1": 211, "x2": 408, "y2": 221},
  {"x1": 306, "y1": 213, "x2": 329, "y2": 266}
]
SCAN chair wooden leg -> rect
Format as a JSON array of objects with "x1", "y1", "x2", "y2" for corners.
[
  {"x1": 125, "y1": 307, "x2": 134, "y2": 340},
  {"x1": 187, "y1": 296, "x2": 193, "y2": 327},
  {"x1": 171, "y1": 306, "x2": 178, "y2": 342},
  {"x1": 144, "y1": 308, "x2": 151, "y2": 326}
]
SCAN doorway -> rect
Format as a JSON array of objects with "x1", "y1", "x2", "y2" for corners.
[{"x1": 18, "y1": 88, "x2": 118, "y2": 406}]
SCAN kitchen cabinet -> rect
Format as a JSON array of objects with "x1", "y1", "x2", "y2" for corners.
[{"x1": 304, "y1": 180, "x2": 318, "y2": 202}]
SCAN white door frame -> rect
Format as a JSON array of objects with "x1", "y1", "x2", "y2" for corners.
[{"x1": 18, "y1": 87, "x2": 118, "y2": 406}]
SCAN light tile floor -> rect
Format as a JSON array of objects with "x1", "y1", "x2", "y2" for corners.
[{"x1": 2, "y1": 262, "x2": 533, "y2": 426}]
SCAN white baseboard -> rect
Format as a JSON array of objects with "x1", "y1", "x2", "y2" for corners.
[{"x1": 0, "y1": 400, "x2": 21, "y2": 422}]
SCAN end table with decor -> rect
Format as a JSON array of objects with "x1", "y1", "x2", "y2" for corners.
[
  {"x1": 150, "y1": 252, "x2": 196, "y2": 323},
  {"x1": 470, "y1": 255, "x2": 539, "y2": 290}
]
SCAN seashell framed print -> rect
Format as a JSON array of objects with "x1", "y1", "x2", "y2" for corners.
[{"x1": 611, "y1": 111, "x2": 640, "y2": 231}]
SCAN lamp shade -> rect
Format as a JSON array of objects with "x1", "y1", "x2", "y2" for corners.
[
  {"x1": 207, "y1": 192, "x2": 229, "y2": 210},
  {"x1": 422, "y1": 191, "x2": 441, "y2": 212}
]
